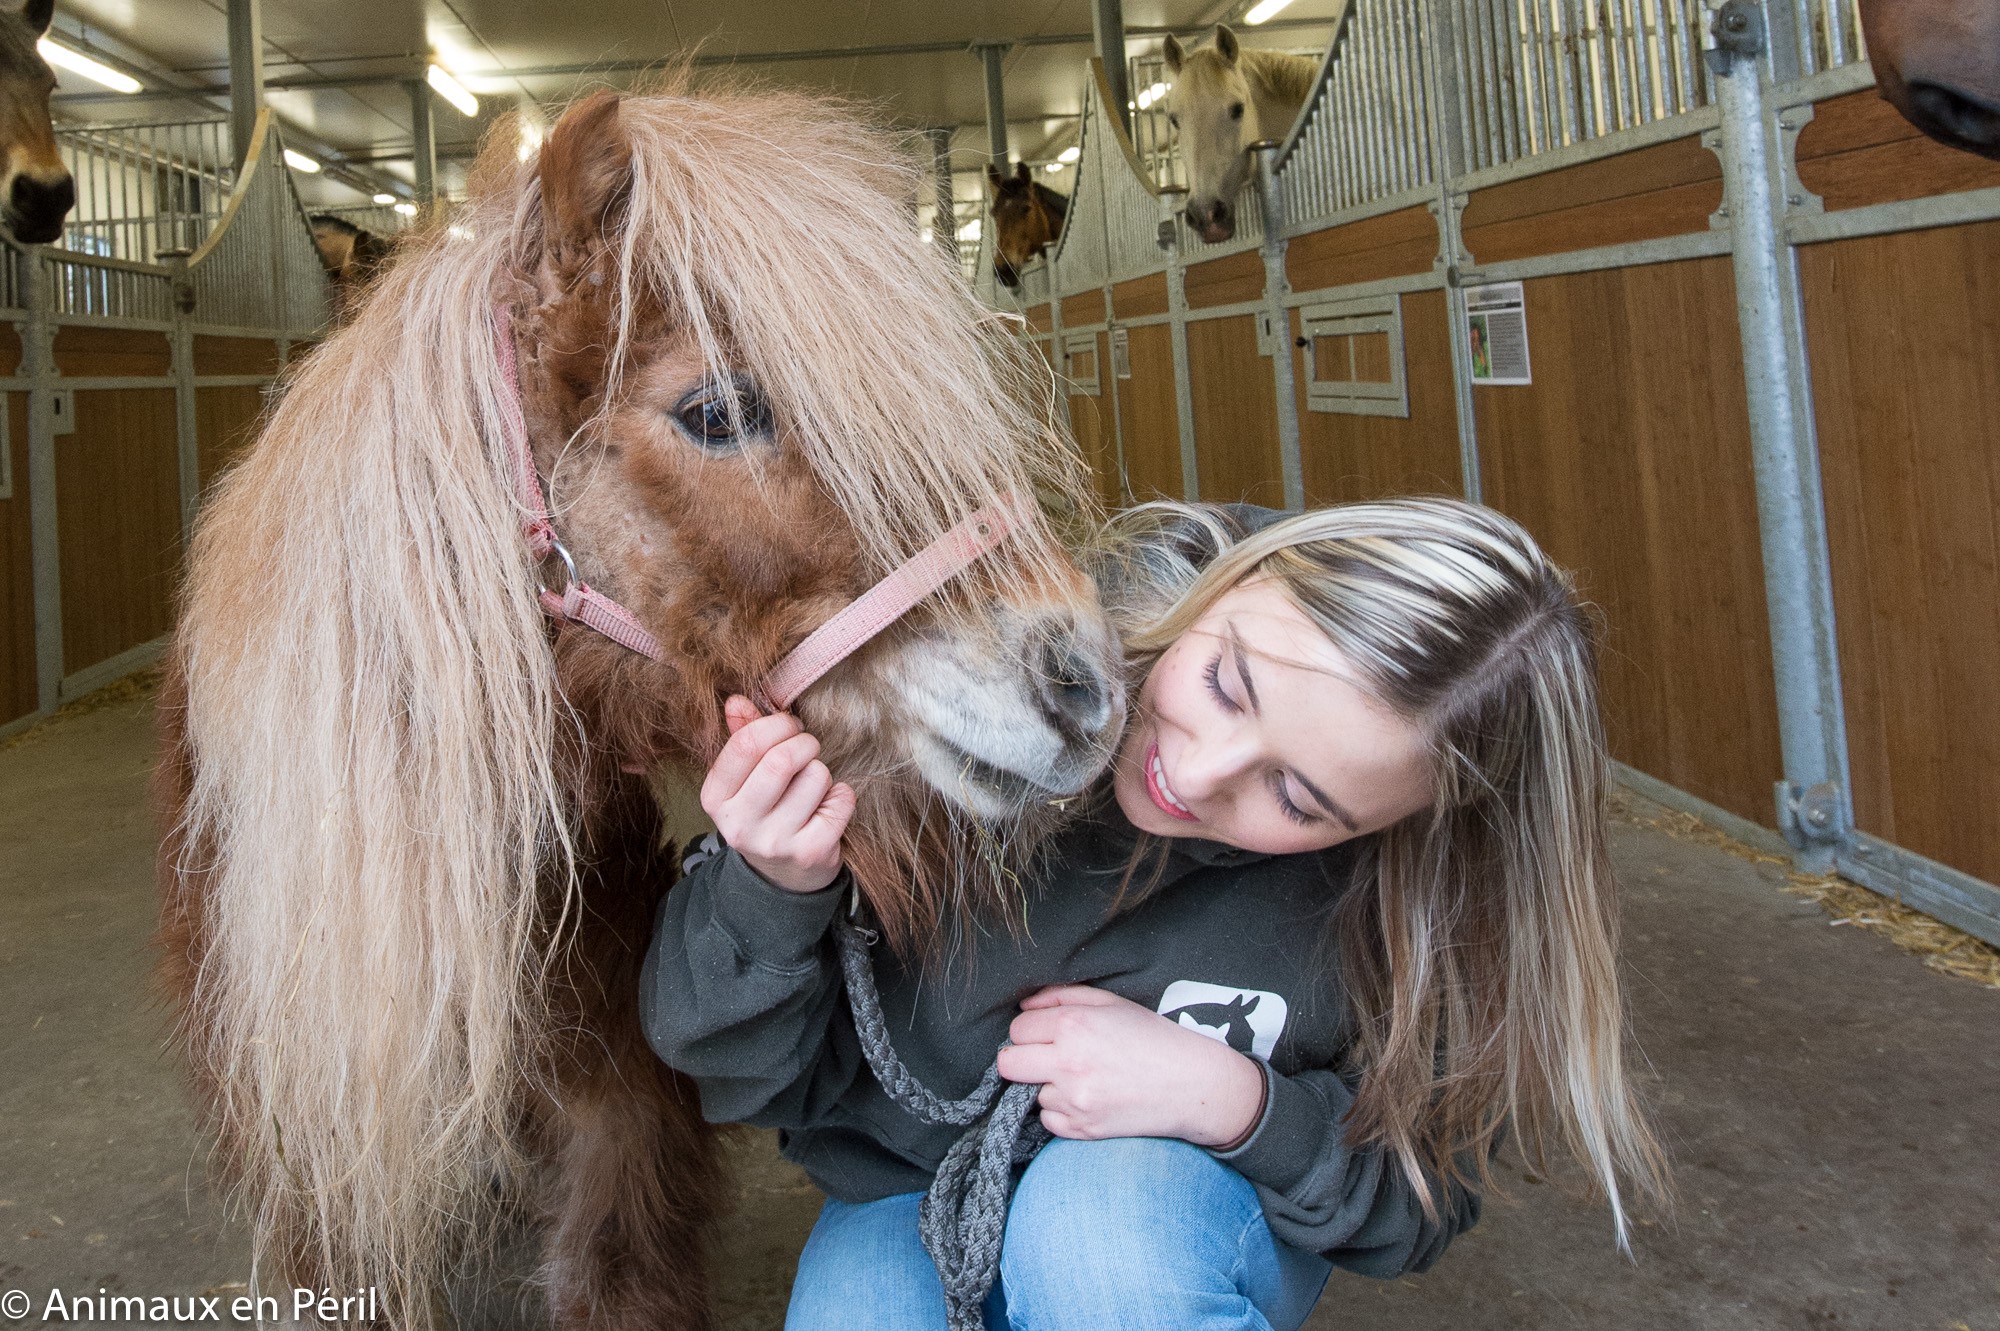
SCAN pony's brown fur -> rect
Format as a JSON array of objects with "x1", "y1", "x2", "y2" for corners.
[
  {"x1": 1857, "y1": 0, "x2": 2000, "y2": 158},
  {"x1": 308, "y1": 214, "x2": 392, "y2": 323},
  {"x1": 985, "y1": 159, "x2": 1069, "y2": 289},
  {"x1": 0, "y1": 0, "x2": 73, "y2": 243},
  {"x1": 157, "y1": 74, "x2": 1121, "y2": 1330}
]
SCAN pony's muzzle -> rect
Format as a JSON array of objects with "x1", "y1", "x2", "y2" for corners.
[
  {"x1": 8, "y1": 171, "x2": 73, "y2": 245},
  {"x1": 1034, "y1": 636, "x2": 1118, "y2": 743},
  {"x1": 1907, "y1": 81, "x2": 2000, "y2": 157}
]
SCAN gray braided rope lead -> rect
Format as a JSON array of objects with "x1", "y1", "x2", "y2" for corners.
[{"x1": 834, "y1": 917, "x2": 1050, "y2": 1331}]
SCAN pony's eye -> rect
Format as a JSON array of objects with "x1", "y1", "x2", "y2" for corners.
[
  {"x1": 1229, "y1": 102, "x2": 1245, "y2": 120},
  {"x1": 672, "y1": 378, "x2": 772, "y2": 450}
]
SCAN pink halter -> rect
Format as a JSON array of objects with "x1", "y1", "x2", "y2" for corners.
[{"x1": 490, "y1": 304, "x2": 1018, "y2": 712}]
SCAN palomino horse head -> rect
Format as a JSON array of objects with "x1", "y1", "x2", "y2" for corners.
[
  {"x1": 0, "y1": 0, "x2": 74, "y2": 244},
  {"x1": 986, "y1": 159, "x2": 1068, "y2": 288},
  {"x1": 1163, "y1": 25, "x2": 1316, "y2": 243},
  {"x1": 307, "y1": 213, "x2": 392, "y2": 322},
  {"x1": 165, "y1": 80, "x2": 1123, "y2": 1316},
  {"x1": 1857, "y1": 0, "x2": 2000, "y2": 158}
]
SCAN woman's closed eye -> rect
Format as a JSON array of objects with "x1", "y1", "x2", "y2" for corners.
[{"x1": 1203, "y1": 650, "x2": 1319, "y2": 825}]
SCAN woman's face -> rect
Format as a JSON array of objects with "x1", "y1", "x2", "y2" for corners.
[{"x1": 1111, "y1": 578, "x2": 1434, "y2": 855}]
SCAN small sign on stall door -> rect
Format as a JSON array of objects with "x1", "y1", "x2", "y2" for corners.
[
  {"x1": 1465, "y1": 282, "x2": 1531, "y2": 385},
  {"x1": 1110, "y1": 327, "x2": 1132, "y2": 379}
]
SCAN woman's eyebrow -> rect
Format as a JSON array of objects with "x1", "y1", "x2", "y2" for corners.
[{"x1": 1226, "y1": 619, "x2": 1361, "y2": 831}]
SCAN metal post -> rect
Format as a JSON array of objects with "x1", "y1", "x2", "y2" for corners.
[
  {"x1": 977, "y1": 45, "x2": 1011, "y2": 166},
  {"x1": 167, "y1": 256, "x2": 199, "y2": 541},
  {"x1": 1707, "y1": 0, "x2": 1852, "y2": 871},
  {"x1": 926, "y1": 127, "x2": 959, "y2": 268},
  {"x1": 1424, "y1": 2, "x2": 1484, "y2": 503},
  {"x1": 1093, "y1": 0, "x2": 1132, "y2": 137},
  {"x1": 1161, "y1": 186, "x2": 1199, "y2": 500},
  {"x1": 20, "y1": 252, "x2": 61, "y2": 713},
  {"x1": 408, "y1": 79, "x2": 437, "y2": 207},
  {"x1": 1250, "y1": 140, "x2": 1304, "y2": 512},
  {"x1": 227, "y1": 0, "x2": 265, "y2": 172}
]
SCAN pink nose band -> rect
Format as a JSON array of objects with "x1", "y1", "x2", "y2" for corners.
[{"x1": 491, "y1": 303, "x2": 1020, "y2": 711}]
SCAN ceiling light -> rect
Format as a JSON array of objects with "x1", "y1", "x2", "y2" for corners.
[
  {"x1": 1136, "y1": 88, "x2": 1154, "y2": 109},
  {"x1": 426, "y1": 64, "x2": 479, "y2": 118},
  {"x1": 372, "y1": 192, "x2": 395, "y2": 205},
  {"x1": 1243, "y1": 0, "x2": 1297, "y2": 23},
  {"x1": 37, "y1": 39, "x2": 141, "y2": 94},
  {"x1": 956, "y1": 219, "x2": 981, "y2": 241},
  {"x1": 1149, "y1": 81, "x2": 1170, "y2": 99},
  {"x1": 393, "y1": 201, "x2": 419, "y2": 216},
  {"x1": 1044, "y1": 161, "x2": 1066, "y2": 173},
  {"x1": 1058, "y1": 145, "x2": 1081, "y2": 163},
  {"x1": 283, "y1": 148, "x2": 321, "y2": 173}
]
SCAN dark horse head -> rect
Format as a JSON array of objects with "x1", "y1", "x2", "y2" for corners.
[
  {"x1": 0, "y1": 0, "x2": 74, "y2": 244},
  {"x1": 308, "y1": 214, "x2": 393, "y2": 323},
  {"x1": 1858, "y1": 0, "x2": 2000, "y2": 158},
  {"x1": 985, "y1": 160, "x2": 1068, "y2": 290}
]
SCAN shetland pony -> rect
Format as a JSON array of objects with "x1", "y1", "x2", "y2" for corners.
[
  {"x1": 308, "y1": 214, "x2": 392, "y2": 323},
  {"x1": 1856, "y1": 0, "x2": 2000, "y2": 158},
  {"x1": 156, "y1": 81, "x2": 1124, "y2": 1330},
  {"x1": 1164, "y1": 25, "x2": 1316, "y2": 242},
  {"x1": 0, "y1": 0, "x2": 74, "y2": 243},
  {"x1": 986, "y1": 159, "x2": 1069, "y2": 289}
]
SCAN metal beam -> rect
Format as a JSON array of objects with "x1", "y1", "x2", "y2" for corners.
[
  {"x1": 408, "y1": 79, "x2": 435, "y2": 206},
  {"x1": 927, "y1": 127, "x2": 959, "y2": 265},
  {"x1": 1094, "y1": 0, "x2": 1132, "y2": 137},
  {"x1": 977, "y1": 45, "x2": 1010, "y2": 166},
  {"x1": 226, "y1": 0, "x2": 264, "y2": 172}
]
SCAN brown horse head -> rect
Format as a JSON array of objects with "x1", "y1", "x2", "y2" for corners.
[
  {"x1": 307, "y1": 214, "x2": 392, "y2": 322},
  {"x1": 163, "y1": 79, "x2": 1123, "y2": 1316},
  {"x1": 986, "y1": 159, "x2": 1068, "y2": 288},
  {"x1": 1858, "y1": 0, "x2": 2000, "y2": 158},
  {"x1": 0, "y1": 0, "x2": 73, "y2": 243}
]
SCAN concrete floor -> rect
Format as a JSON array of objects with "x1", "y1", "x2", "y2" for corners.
[{"x1": 2, "y1": 694, "x2": 1996, "y2": 1331}]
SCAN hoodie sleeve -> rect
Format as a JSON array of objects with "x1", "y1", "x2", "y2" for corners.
[
  {"x1": 639, "y1": 834, "x2": 867, "y2": 1129},
  {"x1": 1207, "y1": 1062, "x2": 1483, "y2": 1276}
]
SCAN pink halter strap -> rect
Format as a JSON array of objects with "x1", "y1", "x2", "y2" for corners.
[{"x1": 489, "y1": 304, "x2": 1018, "y2": 710}]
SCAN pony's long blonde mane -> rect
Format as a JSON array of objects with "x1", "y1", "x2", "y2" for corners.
[
  {"x1": 1177, "y1": 41, "x2": 1320, "y2": 116},
  {"x1": 172, "y1": 72, "x2": 1090, "y2": 1322}
]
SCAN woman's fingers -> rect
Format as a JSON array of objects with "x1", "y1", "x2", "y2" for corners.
[
  {"x1": 766, "y1": 758, "x2": 834, "y2": 836},
  {"x1": 721, "y1": 733, "x2": 822, "y2": 829},
  {"x1": 701, "y1": 710, "x2": 800, "y2": 811},
  {"x1": 722, "y1": 693, "x2": 763, "y2": 735},
  {"x1": 1018, "y1": 984, "x2": 1125, "y2": 1010},
  {"x1": 995, "y1": 1041, "x2": 1057, "y2": 1085}
]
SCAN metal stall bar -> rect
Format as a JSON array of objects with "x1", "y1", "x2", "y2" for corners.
[
  {"x1": 1251, "y1": 142, "x2": 1305, "y2": 511},
  {"x1": 1161, "y1": 185, "x2": 1199, "y2": 500},
  {"x1": 1422, "y1": 3, "x2": 1484, "y2": 503},
  {"x1": 19, "y1": 250, "x2": 60, "y2": 715},
  {"x1": 1706, "y1": 0, "x2": 1851, "y2": 872}
]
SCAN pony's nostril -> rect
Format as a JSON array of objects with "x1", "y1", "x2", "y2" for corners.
[
  {"x1": 1909, "y1": 82, "x2": 2000, "y2": 153},
  {"x1": 1037, "y1": 640, "x2": 1114, "y2": 739},
  {"x1": 1212, "y1": 200, "x2": 1231, "y2": 223},
  {"x1": 8, "y1": 174, "x2": 74, "y2": 244}
]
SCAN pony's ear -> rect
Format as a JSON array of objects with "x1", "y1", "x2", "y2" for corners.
[
  {"x1": 1214, "y1": 24, "x2": 1240, "y2": 65},
  {"x1": 1014, "y1": 161, "x2": 1031, "y2": 182},
  {"x1": 22, "y1": 0, "x2": 54, "y2": 37},
  {"x1": 538, "y1": 90, "x2": 632, "y2": 258},
  {"x1": 1163, "y1": 33, "x2": 1185, "y2": 73},
  {"x1": 985, "y1": 162, "x2": 1004, "y2": 190}
]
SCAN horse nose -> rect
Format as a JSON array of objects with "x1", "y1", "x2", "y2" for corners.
[
  {"x1": 9, "y1": 174, "x2": 75, "y2": 245},
  {"x1": 1034, "y1": 635, "x2": 1117, "y2": 741},
  {"x1": 1907, "y1": 81, "x2": 2000, "y2": 156},
  {"x1": 1211, "y1": 199, "x2": 1231, "y2": 226}
]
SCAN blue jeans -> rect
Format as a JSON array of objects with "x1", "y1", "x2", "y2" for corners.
[{"x1": 785, "y1": 1136, "x2": 1333, "y2": 1330}]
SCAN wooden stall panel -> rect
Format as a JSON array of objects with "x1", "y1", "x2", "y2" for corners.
[
  {"x1": 1184, "y1": 251, "x2": 1264, "y2": 309},
  {"x1": 1111, "y1": 274, "x2": 1169, "y2": 321},
  {"x1": 1, "y1": 394, "x2": 32, "y2": 724},
  {"x1": 53, "y1": 327, "x2": 171, "y2": 378},
  {"x1": 1187, "y1": 317, "x2": 1285, "y2": 507},
  {"x1": 1060, "y1": 292, "x2": 1103, "y2": 329},
  {"x1": 196, "y1": 385, "x2": 268, "y2": 489},
  {"x1": 1460, "y1": 136, "x2": 1722, "y2": 266},
  {"x1": 1796, "y1": 91, "x2": 2000, "y2": 211},
  {"x1": 1286, "y1": 206, "x2": 1438, "y2": 293},
  {"x1": 1065, "y1": 333, "x2": 1121, "y2": 509},
  {"x1": 194, "y1": 335, "x2": 282, "y2": 377},
  {"x1": 1025, "y1": 307, "x2": 1053, "y2": 335},
  {"x1": 1472, "y1": 258, "x2": 1782, "y2": 827},
  {"x1": 56, "y1": 388, "x2": 180, "y2": 676},
  {"x1": 1114, "y1": 324, "x2": 1181, "y2": 501},
  {"x1": 1801, "y1": 223, "x2": 2000, "y2": 885},
  {"x1": 1291, "y1": 290, "x2": 1465, "y2": 503}
]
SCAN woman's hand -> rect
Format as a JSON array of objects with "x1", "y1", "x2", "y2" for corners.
[
  {"x1": 699, "y1": 695, "x2": 856, "y2": 894},
  {"x1": 997, "y1": 986, "x2": 1266, "y2": 1148}
]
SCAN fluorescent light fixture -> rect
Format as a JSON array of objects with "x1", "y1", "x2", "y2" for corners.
[
  {"x1": 1149, "y1": 81, "x2": 1170, "y2": 99},
  {"x1": 956, "y1": 219, "x2": 981, "y2": 241},
  {"x1": 1135, "y1": 87, "x2": 1154, "y2": 109},
  {"x1": 1044, "y1": 160, "x2": 1066, "y2": 173},
  {"x1": 1057, "y1": 145, "x2": 1081, "y2": 163},
  {"x1": 393, "y1": 201, "x2": 419, "y2": 216},
  {"x1": 283, "y1": 148, "x2": 321, "y2": 173},
  {"x1": 372, "y1": 192, "x2": 395, "y2": 205},
  {"x1": 1243, "y1": 0, "x2": 1297, "y2": 23},
  {"x1": 37, "y1": 39, "x2": 141, "y2": 94},
  {"x1": 426, "y1": 63, "x2": 479, "y2": 118}
]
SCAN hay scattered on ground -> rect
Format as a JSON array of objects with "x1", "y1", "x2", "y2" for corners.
[
  {"x1": 1610, "y1": 787, "x2": 2000, "y2": 992},
  {"x1": 0, "y1": 664, "x2": 162, "y2": 754}
]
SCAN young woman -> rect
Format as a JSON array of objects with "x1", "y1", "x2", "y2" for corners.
[{"x1": 642, "y1": 498, "x2": 1667, "y2": 1331}]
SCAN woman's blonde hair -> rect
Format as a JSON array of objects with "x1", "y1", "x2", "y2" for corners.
[{"x1": 1095, "y1": 497, "x2": 1668, "y2": 1245}]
